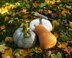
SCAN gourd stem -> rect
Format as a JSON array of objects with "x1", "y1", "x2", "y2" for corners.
[
  {"x1": 34, "y1": 12, "x2": 48, "y2": 24},
  {"x1": 23, "y1": 24, "x2": 28, "y2": 33},
  {"x1": 34, "y1": 12, "x2": 48, "y2": 20},
  {"x1": 39, "y1": 17, "x2": 42, "y2": 24},
  {"x1": 22, "y1": 22, "x2": 31, "y2": 38}
]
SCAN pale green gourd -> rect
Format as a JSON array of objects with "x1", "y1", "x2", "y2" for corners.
[{"x1": 13, "y1": 21, "x2": 36, "y2": 48}]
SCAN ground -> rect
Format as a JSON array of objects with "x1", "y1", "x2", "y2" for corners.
[{"x1": 0, "y1": 0, "x2": 72, "y2": 58}]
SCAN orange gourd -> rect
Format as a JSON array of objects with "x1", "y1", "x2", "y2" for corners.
[{"x1": 34, "y1": 24, "x2": 57, "y2": 49}]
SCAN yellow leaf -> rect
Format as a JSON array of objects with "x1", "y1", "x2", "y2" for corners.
[
  {"x1": 45, "y1": 0, "x2": 56, "y2": 5},
  {"x1": 68, "y1": 21, "x2": 72, "y2": 28},
  {"x1": 20, "y1": 49, "x2": 28, "y2": 56},
  {"x1": 22, "y1": 8, "x2": 27, "y2": 14},
  {"x1": 0, "y1": 45, "x2": 8, "y2": 53},
  {"x1": 61, "y1": 9, "x2": 70, "y2": 16},
  {"x1": 56, "y1": 0, "x2": 61, "y2": 2},
  {"x1": 15, "y1": 2, "x2": 20, "y2": 6},
  {"x1": 48, "y1": 10, "x2": 52, "y2": 14},
  {"x1": 52, "y1": 20, "x2": 60, "y2": 29},
  {"x1": 54, "y1": 32, "x2": 59, "y2": 38},
  {"x1": 57, "y1": 42, "x2": 67, "y2": 48},
  {"x1": 0, "y1": 25, "x2": 6, "y2": 30},
  {"x1": 61, "y1": 43, "x2": 67, "y2": 48},
  {"x1": 33, "y1": 2, "x2": 40, "y2": 7},
  {"x1": 0, "y1": 4, "x2": 16, "y2": 14},
  {"x1": 2, "y1": 48, "x2": 13, "y2": 58},
  {"x1": 4, "y1": 16, "x2": 9, "y2": 22},
  {"x1": 33, "y1": 47, "x2": 42, "y2": 53},
  {"x1": 1, "y1": 7, "x2": 9, "y2": 14},
  {"x1": 6, "y1": 6, "x2": 11, "y2": 10},
  {"x1": 2, "y1": 56, "x2": 11, "y2": 58},
  {"x1": 0, "y1": 8, "x2": 1, "y2": 13},
  {"x1": 9, "y1": 4, "x2": 16, "y2": 9},
  {"x1": 57, "y1": 42, "x2": 62, "y2": 48},
  {"x1": 5, "y1": 37, "x2": 13, "y2": 42}
]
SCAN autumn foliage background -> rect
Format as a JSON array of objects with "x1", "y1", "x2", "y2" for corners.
[{"x1": 0, "y1": 0, "x2": 72, "y2": 58}]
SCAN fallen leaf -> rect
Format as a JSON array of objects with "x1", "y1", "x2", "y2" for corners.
[
  {"x1": 18, "y1": 12, "x2": 22, "y2": 16},
  {"x1": 52, "y1": 20, "x2": 60, "y2": 29},
  {"x1": 4, "y1": 16, "x2": 9, "y2": 22},
  {"x1": 45, "y1": 51, "x2": 51, "y2": 58},
  {"x1": 14, "y1": 49, "x2": 20, "y2": 57},
  {"x1": 57, "y1": 42, "x2": 68, "y2": 48},
  {"x1": 54, "y1": 32, "x2": 59, "y2": 38},
  {"x1": 2, "y1": 48, "x2": 13, "y2": 58},
  {"x1": 56, "y1": 0, "x2": 61, "y2": 2},
  {"x1": 0, "y1": 45, "x2": 8, "y2": 53},
  {"x1": 9, "y1": 4, "x2": 16, "y2": 9},
  {"x1": 39, "y1": 2, "x2": 47, "y2": 8},
  {"x1": 68, "y1": 21, "x2": 72, "y2": 28},
  {"x1": 33, "y1": 47, "x2": 42, "y2": 53},
  {"x1": 57, "y1": 52, "x2": 62, "y2": 58},
  {"x1": 61, "y1": 9, "x2": 70, "y2": 16},
  {"x1": 65, "y1": 5, "x2": 72, "y2": 10},
  {"x1": 45, "y1": 0, "x2": 56, "y2": 5},
  {"x1": 48, "y1": 10, "x2": 52, "y2": 14},
  {"x1": 51, "y1": 53, "x2": 57, "y2": 58},
  {"x1": 0, "y1": 8, "x2": 1, "y2": 13},
  {"x1": 63, "y1": 47, "x2": 72, "y2": 53},
  {"x1": 20, "y1": 49, "x2": 28, "y2": 56},
  {"x1": 5, "y1": 37, "x2": 13, "y2": 42},
  {"x1": 22, "y1": 8, "x2": 27, "y2": 14},
  {"x1": 33, "y1": 2, "x2": 40, "y2": 7},
  {"x1": 15, "y1": 2, "x2": 20, "y2": 6},
  {"x1": 51, "y1": 52, "x2": 62, "y2": 58},
  {"x1": 0, "y1": 25, "x2": 6, "y2": 30},
  {"x1": 0, "y1": 7, "x2": 9, "y2": 14},
  {"x1": 51, "y1": 13, "x2": 58, "y2": 18}
]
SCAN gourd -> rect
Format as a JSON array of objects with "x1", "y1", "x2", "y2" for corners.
[
  {"x1": 30, "y1": 13, "x2": 57, "y2": 49},
  {"x1": 34, "y1": 24, "x2": 57, "y2": 49},
  {"x1": 30, "y1": 18, "x2": 52, "y2": 32},
  {"x1": 30, "y1": 13, "x2": 52, "y2": 32},
  {"x1": 13, "y1": 21, "x2": 36, "y2": 48}
]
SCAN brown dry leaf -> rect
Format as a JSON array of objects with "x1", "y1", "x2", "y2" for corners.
[
  {"x1": 0, "y1": 45, "x2": 8, "y2": 53},
  {"x1": 64, "y1": 47, "x2": 72, "y2": 53},
  {"x1": 19, "y1": 49, "x2": 28, "y2": 56},
  {"x1": 68, "y1": 48, "x2": 72, "y2": 52},
  {"x1": 57, "y1": 42, "x2": 68, "y2": 48},
  {"x1": 0, "y1": 25, "x2": 6, "y2": 30},
  {"x1": 18, "y1": 12, "x2": 22, "y2": 16},
  {"x1": 51, "y1": 13, "x2": 58, "y2": 18},
  {"x1": 2, "y1": 48, "x2": 13, "y2": 58},
  {"x1": 5, "y1": 37, "x2": 13, "y2": 42},
  {"x1": 68, "y1": 21, "x2": 72, "y2": 28}
]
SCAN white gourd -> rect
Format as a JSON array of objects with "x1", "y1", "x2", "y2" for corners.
[
  {"x1": 30, "y1": 18, "x2": 52, "y2": 32},
  {"x1": 13, "y1": 28, "x2": 36, "y2": 48}
]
